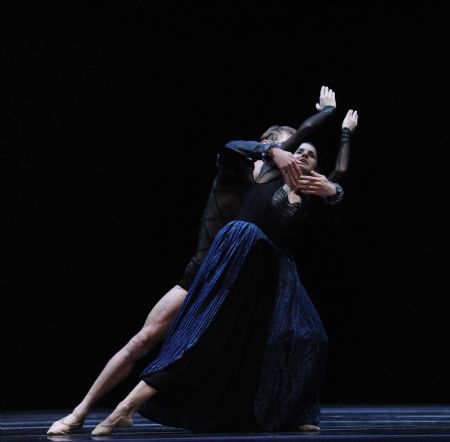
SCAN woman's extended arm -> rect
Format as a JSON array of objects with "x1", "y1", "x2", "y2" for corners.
[
  {"x1": 224, "y1": 86, "x2": 337, "y2": 159},
  {"x1": 327, "y1": 109, "x2": 358, "y2": 183}
]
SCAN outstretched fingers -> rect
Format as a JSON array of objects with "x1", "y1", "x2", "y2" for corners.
[
  {"x1": 342, "y1": 109, "x2": 359, "y2": 132},
  {"x1": 319, "y1": 85, "x2": 336, "y2": 109}
]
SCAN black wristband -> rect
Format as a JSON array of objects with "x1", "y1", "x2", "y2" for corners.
[
  {"x1": 326, "y1": 183, "x2": 344, "y2": 205},
  {"x1": 341, "y1": 127, "x2": 352, "y2": 142}
]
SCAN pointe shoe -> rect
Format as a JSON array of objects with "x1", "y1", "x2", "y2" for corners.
[
  {"x1": 47, "y1": 413, "x2": 83, "y2": 435},
  {"x1": 298, "y1": 423, "x2": 320, "y2": 432},
  {"x1": 91, "y1": 415, "x2": 134, "y2": 436}
]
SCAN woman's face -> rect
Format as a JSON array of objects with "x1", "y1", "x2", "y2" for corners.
[{"x1": 294, "y1": 142, "x2": 318, "y2": 174}]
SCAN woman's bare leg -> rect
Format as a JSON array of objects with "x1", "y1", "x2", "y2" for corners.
[
  {"x1": 47, "y1": 285, "x2": 187, "y2": 435},
  {"x1": 91, "y1": 381, "x2": 157, "y2": 436}
]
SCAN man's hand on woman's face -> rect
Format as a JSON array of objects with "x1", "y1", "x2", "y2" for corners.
[{"x1": 270, "y1": 148, "x2": 303, "y2": 188}]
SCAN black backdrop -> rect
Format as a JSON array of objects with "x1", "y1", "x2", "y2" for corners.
[{"x1": 3, "y1": 1, "x2": 449, "y2": 411}]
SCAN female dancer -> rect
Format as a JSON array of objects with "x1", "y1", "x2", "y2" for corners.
[{"x1": 85, "y1": 89, "x2": 358, "y2": 435}]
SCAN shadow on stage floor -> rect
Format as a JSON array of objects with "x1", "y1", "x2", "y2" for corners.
[{"x1": 2, "y1": 405, "x2": 450, "y2": 441}]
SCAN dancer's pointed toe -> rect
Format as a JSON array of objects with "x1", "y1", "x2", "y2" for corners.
[
  {"x1": 91, "y1": 415, "x2": 133, "y2": 436},
  {"x1": 47, "y1": 414, "x2": 83, "y2": 435}
]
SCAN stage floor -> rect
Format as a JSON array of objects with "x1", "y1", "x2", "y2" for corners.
[{"x1": 2, "y1": 405, "x2": 450, "y2": 441}]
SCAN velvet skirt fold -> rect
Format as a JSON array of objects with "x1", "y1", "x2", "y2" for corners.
[{"x1": 138, "y1": 220, "x2": 328, "y2": 431}]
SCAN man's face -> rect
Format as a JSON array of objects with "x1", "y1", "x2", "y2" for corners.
[{"x1": 294, "y1": 142, "x2": 317, "y2": 174}]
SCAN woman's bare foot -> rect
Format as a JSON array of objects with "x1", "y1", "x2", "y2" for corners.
[{"x1": 47, "y1": 412, "x2": 84, "y2": 435}]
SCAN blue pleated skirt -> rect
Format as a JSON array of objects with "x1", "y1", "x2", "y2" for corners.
[{"x1": 139, "y1": 220, "x2": 328, "y2": 432}]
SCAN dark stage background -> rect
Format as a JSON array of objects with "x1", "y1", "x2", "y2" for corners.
[{"x1": 3, "y1": 1, "x2": 449, "y2": 411}]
